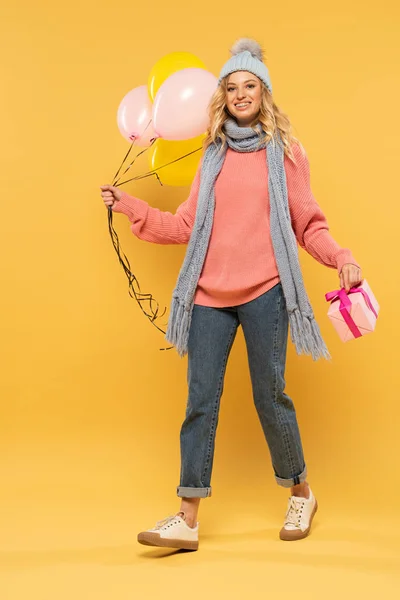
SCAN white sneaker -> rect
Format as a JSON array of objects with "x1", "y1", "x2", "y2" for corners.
[
  {"x1": 137, "y1": 512, "x2": 199, "y2": 550},
  {"x1": 279, "y1": 487, "x2": 318, "y2": 541}
]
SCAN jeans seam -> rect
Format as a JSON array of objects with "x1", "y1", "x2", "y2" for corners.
[
  {"x1": 200, "y1": 318, "x2": 237, "y2": 485},
  {"x1": 272, "y1": 291, "x2": 297, "y2": 479}
]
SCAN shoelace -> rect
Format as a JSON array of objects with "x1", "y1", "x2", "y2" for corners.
[
  {"x1": 284, "y1": 496, "x2": 305, "y2": 528},
  {"x1": 154, "y1": 515, "x2": 179, "y2": 529}
]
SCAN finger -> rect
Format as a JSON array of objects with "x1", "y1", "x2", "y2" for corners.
[
  {"x1": 340, "y1": 270, "x2": 345, "y2": 288},
  {"x1": 101, "y1": 185, "x2": 118, "y2": 194},
  {"x1": 342, "y1": 272, "x2": 350, "y2": 292},
  {"x1": 350, "y1": 268, "x2": 362, "y2": 288}
]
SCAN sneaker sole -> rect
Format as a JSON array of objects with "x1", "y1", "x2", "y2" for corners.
[
  {"x1": 279, "y1": 499, "x2": 318, "y2": 541},
  {"x1": 137, "y1": 531, "x2": 199, "y2": 551}
]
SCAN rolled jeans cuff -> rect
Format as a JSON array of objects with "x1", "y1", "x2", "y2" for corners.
[
  {"x1": 177, "y1": 486, "x2": 212, "y2": 498},
  {"x1": 275, "y1": 465, "x2": 308, "y2": 488}
]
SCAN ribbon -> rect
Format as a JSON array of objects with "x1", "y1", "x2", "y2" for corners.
[{"x1": 325, "y1": 286, "x2": 378, "y2": 339}]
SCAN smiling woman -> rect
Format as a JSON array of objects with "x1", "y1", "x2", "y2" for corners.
[
  {"x1": 226, "y1": 73, "x2": 262, "y2": 126},
  {"x1": 203, "y1": 41, "x2": 301, "y2": 161},
  {"x1": 101, "y1": 36, "x2": 363, "y2": 551}
]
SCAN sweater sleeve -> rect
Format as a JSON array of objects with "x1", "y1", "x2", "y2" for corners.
[
  {"x1": 285, "y1": 143, "x2": 361, "y2": 275},
  {"x1": 111, "y1": 158, "x2": 202, "y2": 244}
]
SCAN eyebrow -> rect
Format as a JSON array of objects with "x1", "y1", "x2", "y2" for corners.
[{"x1": 227, "y1": 79, "x2": 257, "y2": 85}]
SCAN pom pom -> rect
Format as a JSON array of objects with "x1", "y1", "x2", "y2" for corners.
[{"x1": 229, "y1": 38, "x2": 264, "y2": 61}]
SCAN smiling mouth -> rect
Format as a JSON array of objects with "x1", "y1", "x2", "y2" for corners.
[{"x1": 235, "y1": 102, "x2": 251, "y2": 109}]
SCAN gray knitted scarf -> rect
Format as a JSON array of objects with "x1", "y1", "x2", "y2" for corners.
[{"x1": 165, "y1": 117, "x2": 331, "y2": 362}]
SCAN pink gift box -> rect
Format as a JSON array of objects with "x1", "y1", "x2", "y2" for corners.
[{"x1": 325, "y1": 279, "x2": 380, "y2": 342}]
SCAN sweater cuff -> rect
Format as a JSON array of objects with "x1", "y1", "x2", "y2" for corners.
[
  {"x1": 112, "y1": 191, "x2": 149, "y2": 222},
  {"x1": 335, "y1": 248, "x2": 361, "y2": 275}
]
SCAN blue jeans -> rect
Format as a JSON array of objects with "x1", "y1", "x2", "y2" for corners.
[{"x1": 176, "y1": 282, "x2": 307, "y2": 498}]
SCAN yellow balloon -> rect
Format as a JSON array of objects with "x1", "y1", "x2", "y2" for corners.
[
  {"x1": 148, "y1": 52, "x2": 207, "y2": 102},
  {"x1": 148, "y1": 134, "x2": 205, "y2": 187}
]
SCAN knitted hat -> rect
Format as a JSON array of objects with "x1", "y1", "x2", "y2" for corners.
[{"x1": 218, "y1": 38, "x2": 273, "y2": 94}]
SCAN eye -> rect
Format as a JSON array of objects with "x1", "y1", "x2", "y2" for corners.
[{"x1": 227, "y1": 83, "x2": 256, "y2": 92}]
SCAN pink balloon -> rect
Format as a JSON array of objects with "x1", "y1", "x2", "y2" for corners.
[
  {"x1": 117, "y1": 85, "x2": 156, "y2": 147},
  {"x1": 152, "y1": 68, "x2": 218, "y2": 141}
]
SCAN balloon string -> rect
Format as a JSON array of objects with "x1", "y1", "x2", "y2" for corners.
[
  {"x1": 107, "y1": 205, "x2": 174, "y2": 352},
  {"x1": 113, "y1": 141, "x2": 156, "y2": 186},
  {"x1": 112, "y1": 138, "x2": 136, "y2": 185},
  {"x1": 113, "y1": 117, "x2": 203, "y2": 188},
  {"x1": 115, "y1": 146, "x2": 203, "y2": 187},
  {"x1": 113, "y1": 120, "x2": 157, "y2": 186},
  {"x1": 107, "y1": 125, "x2": 203, "y2": 353}
]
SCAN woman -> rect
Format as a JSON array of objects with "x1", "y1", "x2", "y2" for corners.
[{"x1": 100, "y1": 38, "x2": 362, "y2": 549}]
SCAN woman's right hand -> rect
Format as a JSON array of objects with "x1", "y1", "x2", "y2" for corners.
[{"x1": 100, "y1": 185, "x2": 123, "y2": 209}]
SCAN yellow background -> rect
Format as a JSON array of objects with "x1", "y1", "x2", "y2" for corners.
[{"x1": 1, "y1": 1, "x2": 399, "y2": 598}]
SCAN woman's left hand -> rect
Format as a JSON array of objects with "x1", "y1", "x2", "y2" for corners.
[{"x1": 339, "y1": 264, "x2": 363, "y2": 292}]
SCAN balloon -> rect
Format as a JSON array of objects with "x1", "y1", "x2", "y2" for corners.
[
  {"x1": 148, "y1": 134, "x2": 205, "y2": 187},
  {"x1": 152, "y1": 68, "x2": 218, "y2": 141},
  {"x1": 117, "y1": 85, "x2": 156, "y2": 147},
  {"x1": 148, "y1": 52, "x2": 206, "y2": 102}
]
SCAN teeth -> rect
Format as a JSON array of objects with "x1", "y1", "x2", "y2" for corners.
[{"x1": 236, "y1": 103, "x2": 250, "y2": 107}]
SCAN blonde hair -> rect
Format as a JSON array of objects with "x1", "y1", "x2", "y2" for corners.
[{"x1": 202, "y1": 75, "x2": 305, "y2": 163}]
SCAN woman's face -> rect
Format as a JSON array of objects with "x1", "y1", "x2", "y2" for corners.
[{"x1": 225, "y1": 71, "x2": 262, "y2": 126}]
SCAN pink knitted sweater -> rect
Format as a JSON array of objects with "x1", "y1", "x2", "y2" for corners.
[{"x1": 112, "y1": 143, "x2": 360, "y2": 307}]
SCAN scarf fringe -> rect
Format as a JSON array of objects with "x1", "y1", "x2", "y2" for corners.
[
  {"x1": 166, "y1": 297, "x2": 332, "y2": 362},
  {"x1": 289, "y1": 308, "x2": 331, "y2": 361},
  {"x1": 165, "y1": 296, "x2": 192, "y2": 358}
]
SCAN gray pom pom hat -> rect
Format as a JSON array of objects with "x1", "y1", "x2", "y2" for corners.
[{"x1": 217, "y1": 37, "x2": 273, "y2": 93}]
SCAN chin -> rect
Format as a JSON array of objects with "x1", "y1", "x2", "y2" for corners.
[{"x1": 236, "y1": 114, "x2": 259, "y2": 126}]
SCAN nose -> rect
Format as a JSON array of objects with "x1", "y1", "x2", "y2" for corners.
[{"x1": 236, "y1": 89, "x2": 246, "y2": 100}]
